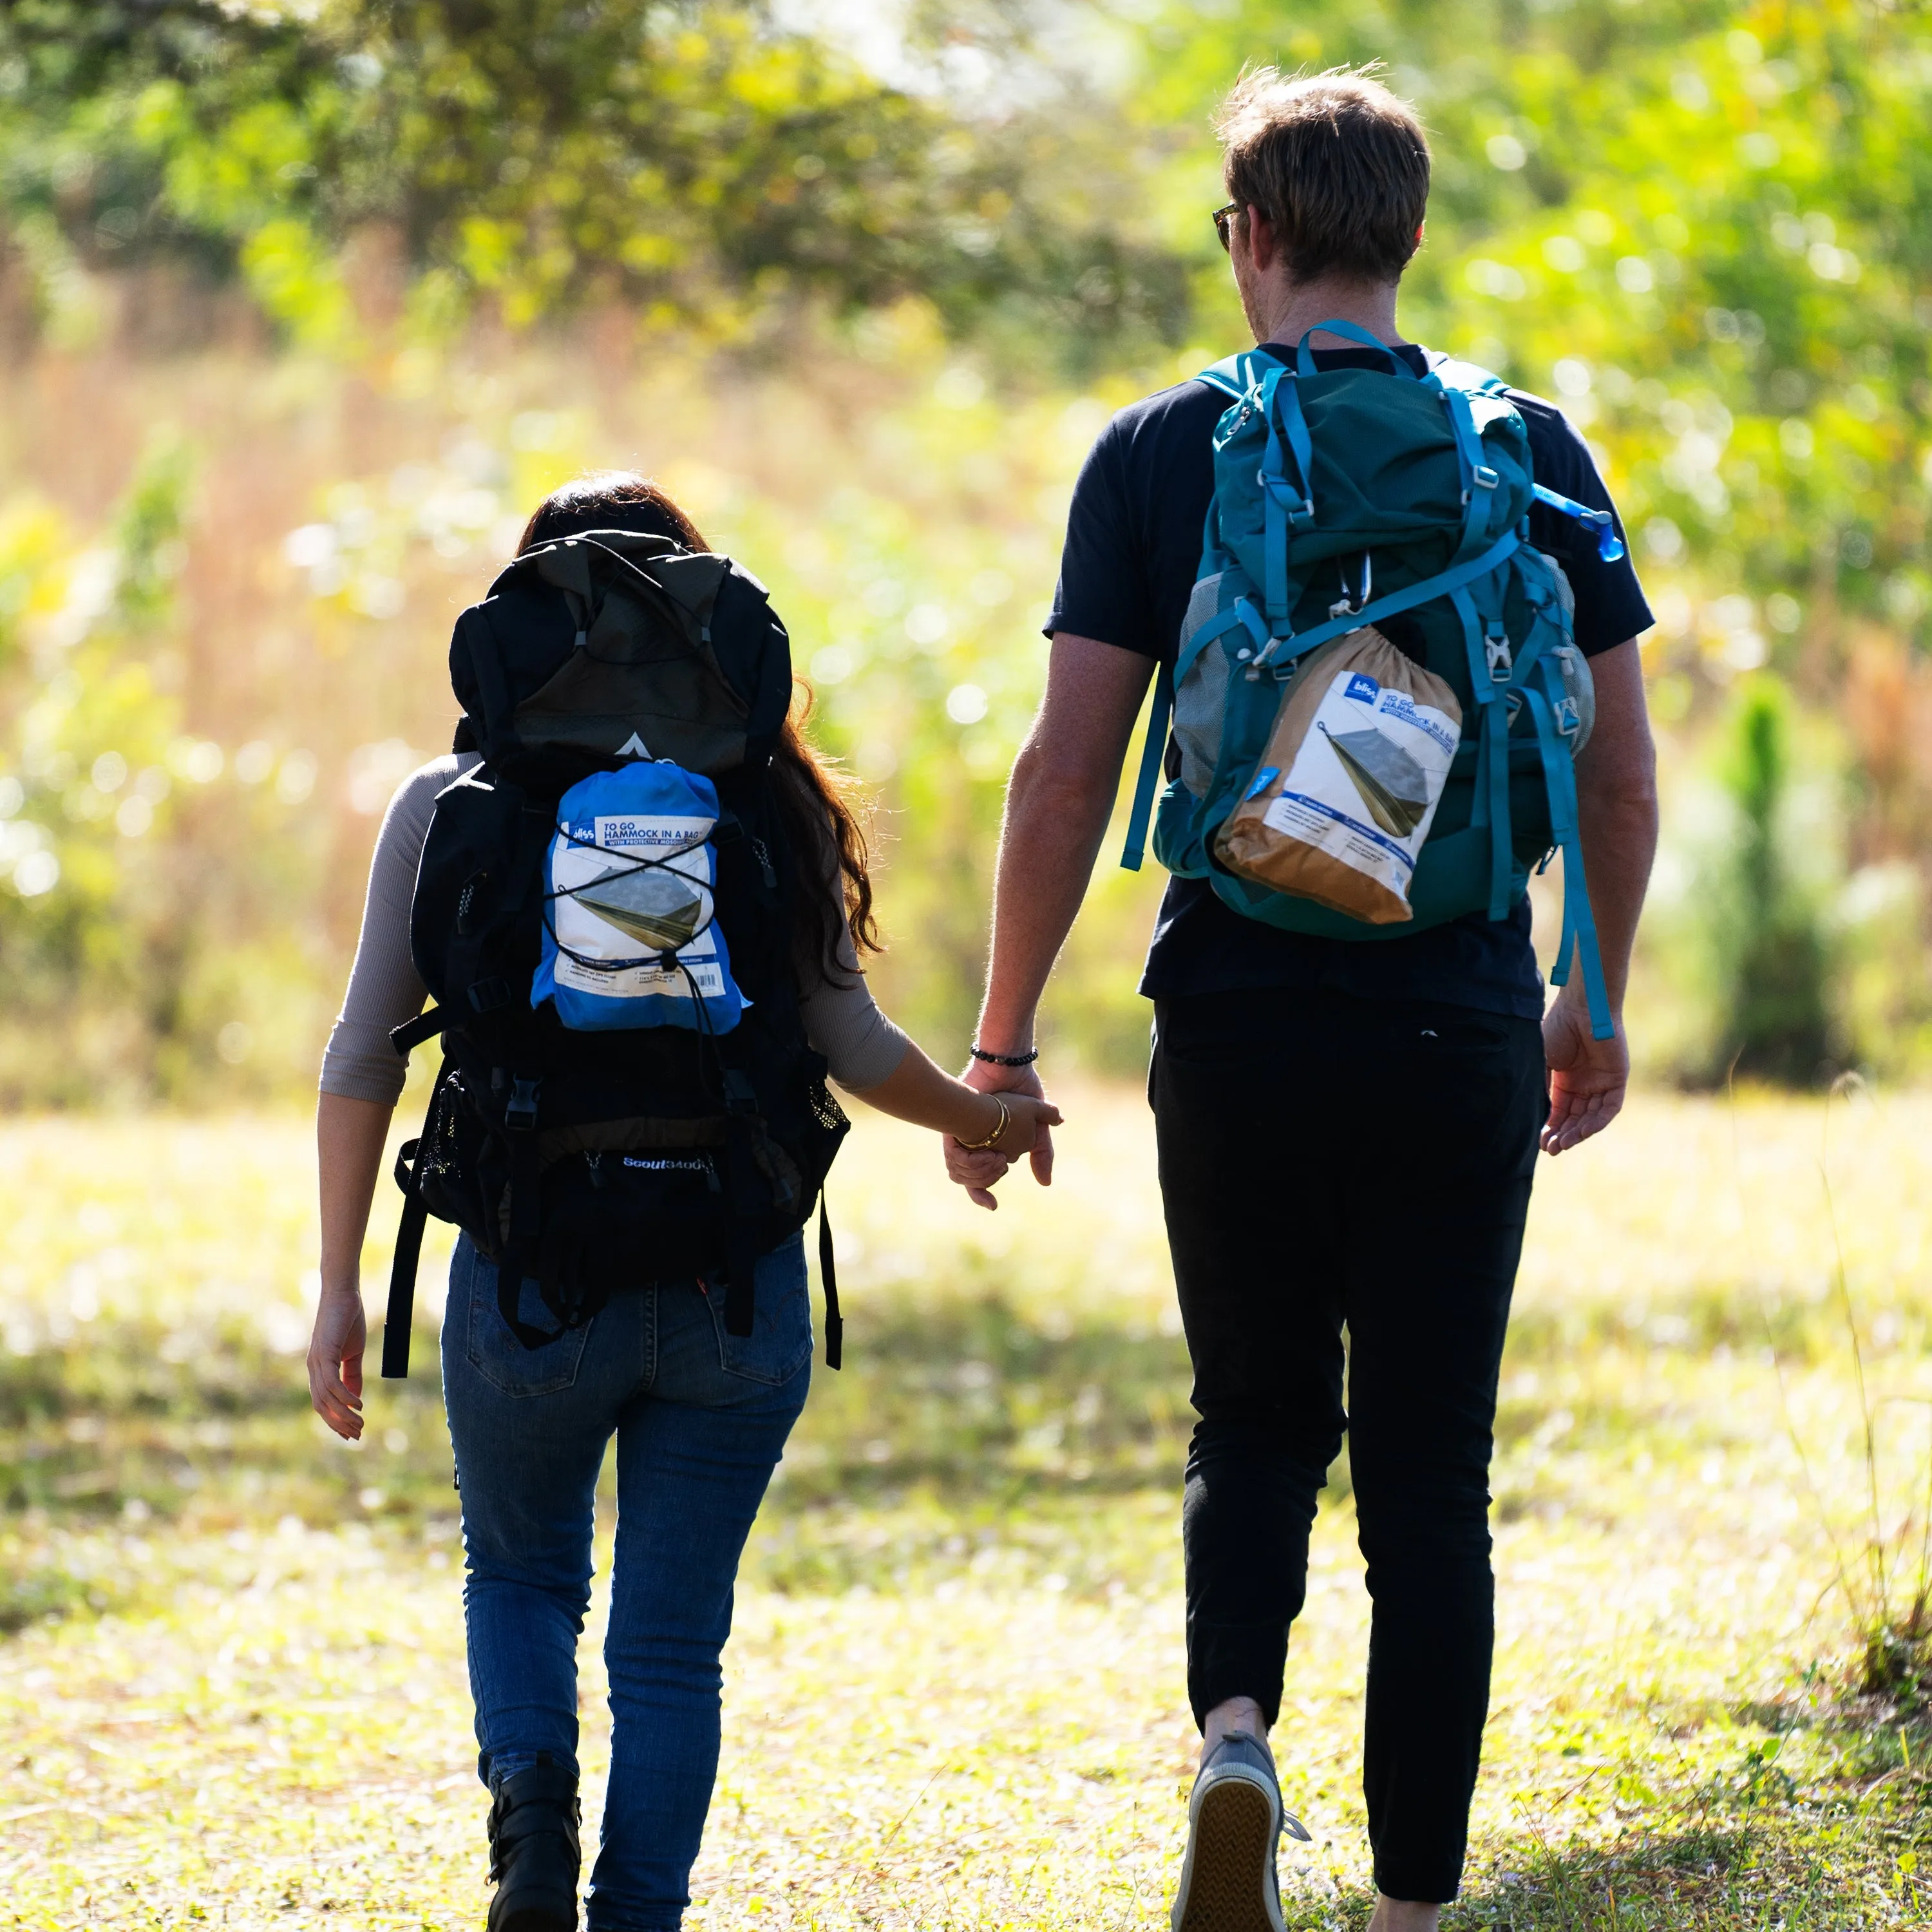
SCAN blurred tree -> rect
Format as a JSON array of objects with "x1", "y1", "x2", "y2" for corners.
[
  {"x1": 0, "y1": 438, "x2": 336, "y2": 1104},
  {"x1": 0, "y1": 0, "x2": 1190, "y2": 360},
  {"x1": 2, "y1": 0, "x2": 1929, "y2": 1092},
  {"x1": 1133, "y1": 0, "x2": 1929, "y2": 673},
  {"x1": 1717, "y1": 676, "x2": 1832, "y2": 1084}
]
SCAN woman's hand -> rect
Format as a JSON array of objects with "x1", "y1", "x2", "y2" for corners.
[
  {"x1": 980, "y1": 1090, "x2": 1062, "y2": 1162},
  {"x1": 308, "y1": 1286, "x2": 367, "y2": 1441},
  {"x1": 313, "y1": 1092, "x2": 394, "y2": 1439}
]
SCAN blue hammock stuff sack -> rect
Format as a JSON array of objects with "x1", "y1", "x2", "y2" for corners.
[{"x1": 533, "y1": 761, "x2": 748, "y2": 1034}]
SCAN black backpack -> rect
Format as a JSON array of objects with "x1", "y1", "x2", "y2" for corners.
[{"x1": 379, "y1": 529, "x2": 850, "y2": 1379}]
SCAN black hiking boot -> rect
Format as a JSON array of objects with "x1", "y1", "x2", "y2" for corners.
[{"x1": 486, "y1": 1752, "x2": 582, "y2": 1932}]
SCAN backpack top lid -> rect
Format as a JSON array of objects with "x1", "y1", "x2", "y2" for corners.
[
  {"x1": 1203, "y1": 345, "x2": 1535, "y2": 616},
  {"x1": 448, "y1": 527, "x2": 794, "y2": 788}
]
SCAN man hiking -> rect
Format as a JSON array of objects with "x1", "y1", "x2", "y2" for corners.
[{"x1": 945, "y1": 66, "x2": 1657, "y2": 1930}]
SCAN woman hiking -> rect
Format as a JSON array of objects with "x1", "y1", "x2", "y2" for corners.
[{"x1": 305, "y1": 471, "x2": 1056, "y2": 1932}]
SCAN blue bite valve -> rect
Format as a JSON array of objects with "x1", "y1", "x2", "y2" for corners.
[{"x1": 1531, "y1": 482, "x2": 1625, "y2": 565}]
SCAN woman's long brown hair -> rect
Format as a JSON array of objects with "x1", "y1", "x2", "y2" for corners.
[{"x1": 516, "y1": 471, "x2": 880, "y2": 985}]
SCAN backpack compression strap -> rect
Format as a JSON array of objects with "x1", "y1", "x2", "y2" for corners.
[
  {"x1": 1120, "y1": 665, "x2": 1173, "y2": 873},
  {"x1": 1520, "y1": 681, "x2": 1616, "y2": 1040},
  {"x1": 1251, "y1": 527, "x2": 1523, "y2": 673},
  {"x1": 391, "y1": 1007, "x2": 445, "y2": 1056},
  {"x1": 819, "y1": 1193, "x2": 842, "y2": 1371},
  {"x1": 380, "y1": 1017, "x2": 450, "y2": 1379},
  {"x1": 381, "y1": 1135, "x2": 430, "y2": 1379},
  {"x1": 1121, "y1": 528, "x2": 1526, "y2": 873},
  {"x1": 381, "y1": 1036, "x2": 455, "y2": 1378}
]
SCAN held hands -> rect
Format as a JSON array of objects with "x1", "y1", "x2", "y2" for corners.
[
  {"x1": 1540, "y1": 982, "x2": 1629, "y2": 1156},
  {"x1": 946, "y1": 1057, "x2": 1057, "y2": 1211}
]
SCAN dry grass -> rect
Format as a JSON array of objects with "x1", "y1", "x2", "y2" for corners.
[{"x1": 1, "y1": 1088, "x2": 1930, "y2": 1926}]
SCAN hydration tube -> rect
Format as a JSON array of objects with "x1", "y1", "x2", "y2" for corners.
[{"x1": 1531, "y1": 483, "x2": 1627, "y2": 562}]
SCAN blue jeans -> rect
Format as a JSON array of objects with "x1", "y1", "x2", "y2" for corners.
[{"x1": 443, "y1": 1231, "x2": 811, "y2": 1931}]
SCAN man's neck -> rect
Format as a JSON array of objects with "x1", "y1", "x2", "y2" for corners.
[{"x1": 1251, "y1": 276, "x2": 1405, "y2": 352}]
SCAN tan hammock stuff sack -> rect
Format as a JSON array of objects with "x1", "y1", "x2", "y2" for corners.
[{"x1": 1214, "y1": 626, "x2": 1463, "y2": 925}]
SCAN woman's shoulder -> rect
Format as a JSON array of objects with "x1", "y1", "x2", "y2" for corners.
[
  {"x1": 384, "y1": 749, "x2": 481, "y2": 820},
  {"x1": 373, "y1": 750, "x2": 482, "y2": 869}
]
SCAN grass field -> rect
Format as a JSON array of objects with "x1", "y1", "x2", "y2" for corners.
[{"x1": 1, "y1": 1086, "x2": 1931, "y2": 1928}]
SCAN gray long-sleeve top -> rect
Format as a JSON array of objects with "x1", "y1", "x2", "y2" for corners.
[{"x1": 319, "y1": 754, "x2": 909, "y2": 1104}]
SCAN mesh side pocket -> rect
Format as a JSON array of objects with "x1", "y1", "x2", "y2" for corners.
[
  {"x1": 1173, "y1": 573, "x2": 1234, "y2": 801},
  {"x1": 415, "y1": 1067, "x2": 502, "y2": 1251},
  {"x1": 808, "y1": 1078, "x2": 849, "y2": 1137},
  {"x1": 794, "y1": 1074, "x2": 850, "y2": 1209}
]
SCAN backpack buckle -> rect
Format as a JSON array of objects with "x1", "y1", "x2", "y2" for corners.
[
  {"x1": 1473, "y1": 464, "x2": 1499, "y2": 490},
  {"x1": 505, "y1": 1077, "x2": 542, "y2": 1133},
  {"x1": 721, "y1": 1069, "x2": 758, "y2": 1115},
  {"x1": 1257, "y1": 469, "x2": 1314, "y2": 526},
  {"x1": 468, "y1": 976, "x2": 511, "y2": 1014},
  {"x1": 1555, "y1": 695, "x2": 1580, "y2": 736},
  {"x1": 1485, "y1": 629, "x2": 1513, "y2": 680}
]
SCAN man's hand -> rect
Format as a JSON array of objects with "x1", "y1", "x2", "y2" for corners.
[
  {"x1": 308, "y1": 1287, "x2": 367, "y2": 1440},
  {"x1": 945, "y1": 1057, "x2": 1052, "y2": 1209},
  {"x1": 1540, "y1": 636, "x2": 1654, "y2": 1159},
  {"x1": 1540, "y1": 985, "x2": 1629, "y2": 1155}
]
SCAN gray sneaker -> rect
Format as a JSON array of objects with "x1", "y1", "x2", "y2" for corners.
[{"x1": 1170, "y1": 1731, "x2": 1311, "y2": 1932}]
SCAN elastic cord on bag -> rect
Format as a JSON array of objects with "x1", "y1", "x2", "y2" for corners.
[{"x1": 543, "y1": 819, "x2": 724, "y2": 975}]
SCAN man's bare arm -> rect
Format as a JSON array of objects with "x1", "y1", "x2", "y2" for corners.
[
  {"x1": 976, "y1": 634, "x2": 1155, "y2": 1054},
  {"x1": 1542, "y1": 637, "x2": 1658, "y2": 1155},
  {"x1": 947, "y1": 633, "x2": 1153, "y2": 1204}
]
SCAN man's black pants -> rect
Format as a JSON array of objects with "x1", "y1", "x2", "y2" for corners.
[{"x1": 1151, "y1": 988, "x2": 1546, "y2": 1905}]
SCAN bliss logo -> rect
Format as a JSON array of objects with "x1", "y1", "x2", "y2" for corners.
[{"x1": 1344, "y1": 672, "x2": 1381, "y2": 705}]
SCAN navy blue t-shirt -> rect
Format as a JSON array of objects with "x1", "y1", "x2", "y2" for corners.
[{"x1": 1046, "y1": 342, "x2": 1654, "y2": 1018}]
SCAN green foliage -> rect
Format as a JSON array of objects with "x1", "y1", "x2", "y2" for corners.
[
  {"x1": 0, "y1": 0, "x2": 1189, "y2": 359},
  {"x1": 1135, "y1": 0, "x2": 1932, "y2": 663},
  {"x1": 3, "y1": 0, "x2": 1931, "y2": 1087},
  {"x1": 0, "y1": 441, "x2": 334, "y2": 1104},
  {"x1": 1718, "y1": 676, "x2": 1833, "y2": 1083},
  {"x1": 1637, "y1": 673, "x2": 1845, "y2": 1086}
]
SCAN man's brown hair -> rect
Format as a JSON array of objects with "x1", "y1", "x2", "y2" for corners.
[{"x1": 1216, "y1": 66, "x2": 1430, "y2": 286}]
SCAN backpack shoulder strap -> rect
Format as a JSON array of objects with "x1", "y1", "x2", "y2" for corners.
[
  {"x1": 1423, "y1": 353, "x2": 1514, "y2": 398},
  {"x1": 1193, "y1": 345, "x2": 1287, "y2": 403},
  {"x1": 1195, "y1": 357, "x2": 1247, "y2": 402}
]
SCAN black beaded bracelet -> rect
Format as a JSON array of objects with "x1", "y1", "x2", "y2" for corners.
[{"x1": 970, "y1": 1045, "x2": 1039, "y2": 1066}]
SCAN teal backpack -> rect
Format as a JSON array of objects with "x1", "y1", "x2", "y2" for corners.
[{"x1": 1121, "y1": 321, "x2": 1620, "y2": 1039}]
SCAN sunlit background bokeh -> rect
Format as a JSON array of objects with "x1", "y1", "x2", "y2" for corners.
[{"x1": 0, "y1": 0, "x2": 1926, "y2": 1101}]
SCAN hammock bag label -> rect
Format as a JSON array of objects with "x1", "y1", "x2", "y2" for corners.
[
  {"x1": 1215, "y1": 626, "x2": 1462, "y2": 925},
  {"x1": 533, "y1": 762, "x2": 747, "y2": 1032}
]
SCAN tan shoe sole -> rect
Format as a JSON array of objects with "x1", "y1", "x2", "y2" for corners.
[{"x1": 1173, "y1": 1772, "x2": 1285, "y2": 1932}]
